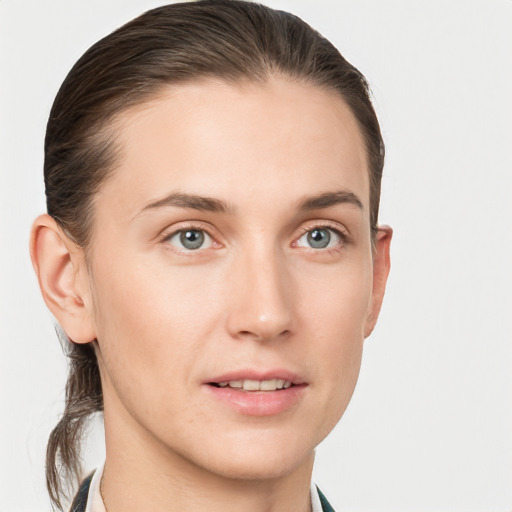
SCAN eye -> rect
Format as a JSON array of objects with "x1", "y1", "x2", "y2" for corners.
[
  {"x1": 166, "y1": 229, "x2": 213, "y2": 251},
  {"x1": 296, "y1": 227, "x2": 343, "y2": 249}
]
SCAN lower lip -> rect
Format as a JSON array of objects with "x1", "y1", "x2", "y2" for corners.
[{"x1": 204, "y1": 384, "x2": 307, "y2": 416}]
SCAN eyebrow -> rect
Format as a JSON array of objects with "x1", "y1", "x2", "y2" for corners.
[
  {"x1": 296, "y1": 190, "x2": 363, "y2": 212},
  {"x1": 137, "y1": 189, "x2": 363, "y2": 217},
  {"x1": 139, "y1": 192, "x2": 233, "y2": 215}
]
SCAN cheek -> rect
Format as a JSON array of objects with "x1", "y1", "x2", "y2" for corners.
[
  {"x1": 89, "y1": 254, "x2": 224, "y2": 395},
  {"x1": 299, "y1": 261, "x2": 372, "y2": 425},
  {"x1": 299, "y1": 254, "x2": 373, "y2": 344}
]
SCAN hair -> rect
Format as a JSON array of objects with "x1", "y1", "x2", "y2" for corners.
[{"x1": 43, "y1": 0, "x2": 385, "y2": 508}]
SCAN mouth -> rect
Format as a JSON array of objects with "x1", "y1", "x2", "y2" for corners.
[
  {"x1": 204, "y1": 373, "x2": 306, "y2": 416},
  {"x1": 208, "y1": 378, "x2": 294, "y2": 391}
]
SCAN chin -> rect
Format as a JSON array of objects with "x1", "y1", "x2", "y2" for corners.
[
  {"x1": 204, "y1": 447, "x2": 313, "y2": 482},
  {"x1": 179, "y1": 428, "x2": 318, "y2": 482}
]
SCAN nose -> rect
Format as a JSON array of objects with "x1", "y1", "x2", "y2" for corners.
[{"x1": 225, "y1": 247, "x2": 295, "y2": 342}]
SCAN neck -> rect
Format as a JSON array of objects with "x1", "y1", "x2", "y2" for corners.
[{"x1": 101, "y1": 456, "x2": 314, "y2": 512}]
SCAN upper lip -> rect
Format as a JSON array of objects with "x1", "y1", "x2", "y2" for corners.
[{"x1": 205, "y1": 369, "x2": 306, "y2": 386}]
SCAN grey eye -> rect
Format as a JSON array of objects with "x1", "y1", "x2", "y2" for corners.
[
  {"x1": 307, "y1": 229, "x2": 331, "y2": 248},
  {"x1": 168, "y1": 229, "x2": 212, "y2": 250},
  {"x1": 297, "y1": 228, "x2": 341, "y2": 249}
]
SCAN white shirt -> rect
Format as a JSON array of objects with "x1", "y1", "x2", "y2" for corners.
[{"x1": 84, "y1": 462, "x2": 324, "y2": 512}]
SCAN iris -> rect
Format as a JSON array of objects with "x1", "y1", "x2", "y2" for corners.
[{"x1": 307, "y1": 228, "x2": 331, "y2": 249}]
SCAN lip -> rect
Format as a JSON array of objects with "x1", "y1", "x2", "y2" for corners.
[
  {"x1": 203, "y1": 369, "x2": 307, "y2": 416},
  {"x1": 204, "y1": 369, "x2": 306, "y2": 386}
]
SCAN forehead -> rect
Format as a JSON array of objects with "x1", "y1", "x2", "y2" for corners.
[{"x1": 97, "y1": 77, "x2": 369, "y2": 219}]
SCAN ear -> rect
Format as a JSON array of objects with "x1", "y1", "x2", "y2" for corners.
[
  {"x1": 30, "y1": 214, "x2": 96, "y2": 344},
  {"x1": 364, "y1": 226, "x2": 392, "y2": 338}
]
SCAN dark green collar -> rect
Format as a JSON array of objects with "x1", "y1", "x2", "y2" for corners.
[
  {"x1": 317, "y1": 486, "x2": 336, "y2": 512},
  {"x1": 69, "y1": 472, "x2": 94, "y2": 512}
]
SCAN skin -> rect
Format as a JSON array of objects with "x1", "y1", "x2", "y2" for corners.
[{"x1": 31, "y1": 77, "x2": 391, "y2": 512}]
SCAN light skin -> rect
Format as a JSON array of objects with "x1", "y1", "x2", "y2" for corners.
[{"x1": 31, "y1": 77, "x2": 391, "y2": 512}]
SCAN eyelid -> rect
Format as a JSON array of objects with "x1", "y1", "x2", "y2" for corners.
[
  {"x1": 295, "y1": 220, "x2": 350, "y2": 239},
  {"x1": 157, "y1": 219, "x2": 350, "y2": 253},
  {"x1": 292, "y1": 220, "x2": 350, "y2": 251},
  {"x1": 159, "y1": 221, "x2": 222, "y2": 252}
]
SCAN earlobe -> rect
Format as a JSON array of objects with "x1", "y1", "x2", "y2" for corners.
[
  {"x1": 364, "y1": 225, "x2": 392, "y2": 338},
  {"x1": 30, "y1": 214, "x2": 96, "y2": 344}
]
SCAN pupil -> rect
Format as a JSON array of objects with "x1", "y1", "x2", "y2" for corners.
[
  {"x1": 180, "y1": 230, "x2": 204, "y2": 249},
  {"x1": 307, "y1": 229, "x2": 330, "y2": 249}
]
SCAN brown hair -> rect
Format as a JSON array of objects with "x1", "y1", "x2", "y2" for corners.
[{"x1": 44, "y1": 0, "x2": 384, "y2": 508}]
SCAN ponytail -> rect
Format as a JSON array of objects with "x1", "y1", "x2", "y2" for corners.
[{"x1": 46, "y1": 332, "x2": 102, "y2": 510}]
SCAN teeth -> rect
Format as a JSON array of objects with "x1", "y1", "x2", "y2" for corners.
[
  {"x1": 260, "y1": 378, "x2": 277, "y2": 391},
  {"x1": 217, "y1": 379, "x2": 293, "y2": 391},
  {"x1": 243, "y1": 379, "x2": 261, "y2": 391}
]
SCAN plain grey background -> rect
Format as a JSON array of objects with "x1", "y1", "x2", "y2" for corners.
[{"x1": 1, "y1": 1, "x2": 511, "y2": 511}]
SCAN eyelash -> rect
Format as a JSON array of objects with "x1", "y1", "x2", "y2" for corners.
[
  {"x1": 294, "y1": 222, "x2": 349, "y2": 255},
  {"x1": 160, "y1": 222, "x2": 217, "y2": 255},
  {"x1": 160, "y1": 221, "x2": 349, "y2": 254}
]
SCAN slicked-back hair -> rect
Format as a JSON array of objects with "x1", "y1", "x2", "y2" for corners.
[{"x1": 44, "y1": 1, "x2": 384, "y2": 508}]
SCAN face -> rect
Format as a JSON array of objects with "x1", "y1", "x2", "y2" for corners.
[{"x1": 80, "y1": 77, "x2": 388, "y2": 481}]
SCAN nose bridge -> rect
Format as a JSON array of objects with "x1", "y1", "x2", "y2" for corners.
[{"x1": 226, "y1": 239, "x2": 294, "y2": 341}]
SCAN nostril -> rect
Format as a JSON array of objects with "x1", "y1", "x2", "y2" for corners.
[{"x1": 236, "y1": 329, "x2": 291, "y2": 341}]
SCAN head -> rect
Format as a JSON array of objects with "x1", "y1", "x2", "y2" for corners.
[{"x1": 30, "y1": 1, "x2": 391, "y2": 509}]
